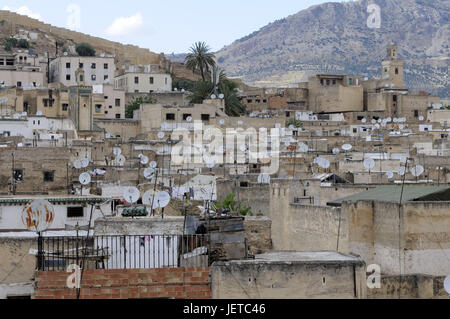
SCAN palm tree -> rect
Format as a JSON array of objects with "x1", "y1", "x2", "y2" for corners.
[{"x1": 185, "y1": 42, "x2": 216, "y2": 81}]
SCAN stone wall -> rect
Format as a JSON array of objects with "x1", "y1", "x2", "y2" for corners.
[{"x1": 243, "y1": 217, "x2": 272, "y2": 255}]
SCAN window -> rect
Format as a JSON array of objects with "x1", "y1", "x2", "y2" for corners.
[
  {"x1": 105, "y1": 111, "x2": 108, "y2": 114},
  {"x1": 104, "y1": 75, "x2": 109, "y2": 80},
  {"x1": 135, "y1": 77, "x2": 139, "y2": 84},
  {"x1": 91, "y1": 63, "x2": 96, "y2": 69},
  {"x1": 286, "y1": 111, "x2": 291, "y2": 117},
  {"x1": 62, "y1": 104, "x2": 68, "y2": 111},
  {"x1": 79, "y1": 63, "x2": 84, "y2": 68},
  {"x1": 263, "y1": 99, "x2": 267, "y2": 103},
  {"x1": 115, "y1": 99, "x2": 121, "y2": 107},
  {"x1": 104, "y1": 63, "x2": 108, "y2": 69},
  {"x1": 320, "y1": 79, "x2": 324, "y2": 85},
  {"x1": 67, "y1": 207, "x2": 84, "y2": 218},
  {"x1": 256, "y1": 99, "x2": 260, "y2": 103},
  {"x1": 247, "y1": 99, "x2": 252, "y2": 103},
  {"x1": 91, "y1": 74, "x2": 96, "y2": 81},
  {"x1": 332, "y1": 80, "x2": 336, "y2": 85},
  {"x1": 201, "y1": 114, "x2": 210, "y2": 121},
  {"x1": 115, "y1": 114, "x2": 121, "y2": 119},
  {"x1": 165, "y1": 78, "x2": 168, "y2": 85},
  {"x1": 326, "y1": 79, "x2": 330, "y2": 85},
  {"x1": 183, "y1": 114, "x2": 192, "y2": 121},
  {"x1": 349, "y1": 78, "x2": 353, "y2": 86},
  {"x1": 395, "y1": 68, "x2": 399, "y2": 75},
  {"x1": 79, "y1": 75, "x2": 84, "y2": 82},
  {"x1": 149, "y1": 77, "x2": 154, "y2": 84},
  {"x1": 66, "y1": 74, "x2": 71, "y2": 81},
  {"x1": 43, "y1": 171, "x2": 54, "y2": 182},
  {"x1": 13, "y1": 169, "x2": 23, "y2": 181},
  {"x1": 17, "y1": 81, "x2": 22, "y2": 87},
  {"x1": 393, "y1": 95, "x2": 397, "y2": 102},
  {"x1": 414, "y1": 110, "x2": 419, "y2": 118},
  {"x1": 109, "y1": 105, "x2": 112, "y2": 109},
  {"x1": 66, "y1": 62, "x2": 71, "y2": 68},
  {"x1": 166, "y1": 113, "x2": 175, "y2": 121},
  {"x1": 95, "y1": 104, "x2": 102, "y2": 113}
]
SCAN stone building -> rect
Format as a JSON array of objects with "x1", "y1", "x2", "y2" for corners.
[
  {"x1": 0, "y1": 51, "x2": 45, "y2": 89},
  {"x1": 114, "y1": 65, "x2": 172, "y2": 94}
]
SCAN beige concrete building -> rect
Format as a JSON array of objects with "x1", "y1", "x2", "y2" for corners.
[
  {"x1": 115, "y1": 65, "x2": 172, "y2": 94},
  {"x1": 0, "y1": 52, "x2": 45, "y2": 89},
  {"x1": 49, "y1": 55, "x2": 115, "y2": 87}
]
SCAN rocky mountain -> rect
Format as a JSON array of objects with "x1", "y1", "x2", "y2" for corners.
[{"x1": 216, "y1": 0, "x2": 449, "y2": 97}]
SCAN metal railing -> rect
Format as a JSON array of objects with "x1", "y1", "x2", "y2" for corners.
[{"x1": 38, "y1": 234, "x2": 209, "y2": 271}]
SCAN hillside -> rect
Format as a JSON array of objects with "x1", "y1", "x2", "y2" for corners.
[{"x1": 216, "y1": 0, "x2": 449, "y2": 97}]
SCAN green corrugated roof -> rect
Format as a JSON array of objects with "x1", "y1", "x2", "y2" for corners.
[{"x1": 327, "y1": 186, "x2": 450, "y2": 207}]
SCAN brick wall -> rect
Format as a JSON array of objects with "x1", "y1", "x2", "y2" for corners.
[{"x1": 34, "y1": 268, "x2": 211, "y2": 299}]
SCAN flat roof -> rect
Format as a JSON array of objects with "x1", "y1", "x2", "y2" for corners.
[
  {"x1": 327, "y1": 185, "x2": 450, "y2": 207},
  {"x1": 0, "y1": 196, "x2": 108, "y2": 205}
]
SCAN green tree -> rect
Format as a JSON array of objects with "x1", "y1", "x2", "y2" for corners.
[
  {"x1": 2, "y1": 37, "x2": 18, "y2": 51},
  {"x1": 286, "y1": 118, "x2": 303, "y2": 129},
  {"x1": 184, "y1": 42, "x2": 216, "y2": 81},
  {"x1": 215, "y1": 193, "x2": 252, "y2": 217},
  {"x1": 172, "y1": 79, "x2": 195, "y2": 92},
  {"x1": 76, "y1": 43, "x2": 96, "y2": 57},
  {"x1": 188, "y1": 81, "x2": 214, "y2": 104},
  {"x1": 17, "y1": 39, "x2": 29, "y2": 49},
  {"x1": 125, "y1": 96, "x2": 157, "y2": 119}
]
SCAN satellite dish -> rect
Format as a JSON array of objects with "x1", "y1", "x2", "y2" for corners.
[
  {"x1": 419, "y1": 116, "x2": 424, "y2": 121},
  {"x1": 386, "y1": 117, "x2": 392, "y2": 123},
  {"x1": 157, "y1": 132, "x2": 165, "y2": 139},
  {"x1": 332, "y1": 148, "x2": 340, "y2": 155},
  {"x1": 399, "y1": 124, "x2": 404, "y2": 130},
  {"x1": 123, "y1": 187, "x2": 140, "y2": 204},
  {"x1": 398, "y1": 166, "x2": 406, "y2": 176},
  {"x1": 288, "y1": 125, "x2": 295, "y2": 130},
  {"x1": 386, "y1": 171, "x2": 394, "y2": 179},
  {"x1": 113, "y1": 148, "x2": 122, "y2": 156},
  {"x1": 375, "y1": 124, "x2": 381, "y2": 129},
  {"x1": 74, "y1": 160, "x2": 82, "y2": 169},
  {"x1": 150, "y1": 161, "x2": 158, "y2": 169},
  {"x1": 142, "y1": 190, "x2": 156, "y2": 206},
  {"x1": 21, "y1": 199, "x2": 55, "y2": 232},
  {"x1": 377, "y1": 119, "x2": 382, "y2": 123},
  {"x1": 143, "y1": 168, "x2": 155, "y2": 179},
  {"x1": 444, "y1": 276, "x2": 450, "y2": 294},
  {"x1": 411, "y1": 165, "x2": 424, "y2": 177},
  {"x1": 393, "y1": 118, "x2": 398, "y2": 123},
  {"x1": 152, "y1": 191, "x2": 171, "y2": 209},
  {"x1": 315, "y1": 157, "x2": 330, "y2": 169},
  {"x1": 298, "y1": 142, "x2": 309, "y2": 153},
  {"x1": 363, "y1": 158, "x2": 376, "y2": 171},
  {"x1": 186, "y1": 116, "x2": 193, "y2": 123},
  {"x1": 79, "y1": 172, "x2": 91, "y2": 185},
  {"x1": 371, "y1": 119, "x2": 376, "y2": 124},
  {"x1": 342, "y1": 144, "x2": 353, "y2": 151},
  {"x1": 257, "y1": 173, "x2": 271, "y2": 184},
  {"x1": 218, "y1": 94, "x2": 225, "y2": 99},
  {"x1": 219, "y1": 119, "x2": 225, "y2": 126},
  {"x1": 140, "y1": 155, "x2": 149, "y2": 165},
  {"x1": 210, "y1": 94, "x2": 217, "y2": 99},
  {"x1": 361, "y1": 118, "x2": 367, "y2": 123},
  {"x1": 116, "y1": 155, "x2": 126, "y2": 166},
  {"x1": 81, "y1": 158, "x2": 89, "y2": 168},
  {"x1": 206, "y1": 160, "x2": 216, "y2": 169}
]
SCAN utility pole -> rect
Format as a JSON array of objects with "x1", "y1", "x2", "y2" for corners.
[{"x1": 11, "y1": 152, "x2": 16, "y2": 195}]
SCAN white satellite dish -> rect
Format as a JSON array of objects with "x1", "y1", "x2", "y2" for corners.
[
  {"x1": 140, "y1": 155, "x2": 149, "y2": 165},
  {"x1": 150, "y1": 161, "x2": 158, "y2": 169},
  {"x1": 36, "y1": 111, "x2": 43, "y2": 116},
  {"x1": 186, "y1": 116, "x2": 193, "y2": 123},
  {"x1": 113, "y1": 147, "x2": 122, "y2": 156},
  {"x1": 123, "y1": 187, "x2": 140, "y2": 204},
  {"x1": 375, "y1": 124, "x2": 381, "y2": 129},
  {"x1": 74, "y1": 160, "x2": 82, "y2": 169},
  {"x1": 116, "y1": 155, "x2": 126, "y2": 166},
  {"x1": 318, "y1": 158, "x2": 330, "y2": 169},
  {"x1": 239, "y1": 144, "x2": 247, "y2": 152},
  {"x1": 332, "y1": 148, "x2": 340, "y2": 155},
  {"x1": 79, "y1": 172, "x2": 91, "y2": 185},
  {"x1": 210, "y1": 94, "x2": 217, "y2": 100},
  {"x1": 206, "y1": 160, "x2": 216, "y2": 169},
  {"x1": 81, "y1": 158, "x2": 89, "y2": 168},
  {"x1": 393, "y1": 118, "x2": 398, "y2": 123},
  {"x1": 219, "y1": 119, "x2": 225, "y2": 126},
  {"x1": 398, "y1": 166, "x2": 406, "y2": 176},
  {"x1": 419, "y1": 116, "x2": 424, "y2": 121},
  {"x1": 288, "y1": 125, "x2": 295, "y2": 130},
  {"x1": 399, "y1": 124, "x2": 404, "y2": 130},
  {"x1": 386, "y1": 171, "x2": 394, "y2": 179},
  {"x1": 377, "y1": 119, "x2": 382, "y2": 123},
  {"x1": 342, "y1": 144, "x2": 353, "y2": 151},
  {"x1": 142, "y1": 190, "x2": 156, "y2": 206},
  {"x1": 219, "y1": 94, "x2": 225, "y2": 99},
  {"x1": 411, "y1": 165, "x2": 424, "y2": 177},
  {"x1": 157, "y1": 132, "x2": 165, "y2": 139},
  {"x1": 153, "y1": 191, "x2": 171, "y2": 209},
  {"x1": 363, "y1": 158, "x2": 376, "y2": 171},
  {"x1": 21, "y1": 199, "x2": 54, "y2": 233},
  {"x1": 444, "y1": 276, "x2": 450, "y2": 294},
  {"x1": 371, "y1": 119, "x2": 376, "y2": 124},
  {"x1": 361, "y1": 118, "x2": 367, "y2": 123},
  {"x1": 143, "y1": 168, "x2": 155, "y2": 179},
  {"x1": 298, "y1": 142, "x2": 309, "y2": 153},
  {"x1": 257, "y1": 173, "x2": 271, "y2": 184},
  {"x1": 386, "y1": 117, "x2": 392, "y2": 123}
]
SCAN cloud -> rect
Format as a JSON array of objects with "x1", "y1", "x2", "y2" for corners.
[
  {"x1": 2, "y1": 6, "x2": 42, "y2": 20},
  {"x1": 105, "y1": 13, "x2": 145, "y2": 37}
]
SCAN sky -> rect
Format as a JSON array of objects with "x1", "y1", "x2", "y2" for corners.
[{"x1": 1, "y1": 0, "x2": 348, "y2": 54}]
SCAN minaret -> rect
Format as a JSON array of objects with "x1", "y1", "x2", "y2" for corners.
[
  {"x1": 75, "y1": 67, "x2": 85, "y2": 86},
  {"x1": 381, "y1": 42, "x2": 404, "y2": 88}
]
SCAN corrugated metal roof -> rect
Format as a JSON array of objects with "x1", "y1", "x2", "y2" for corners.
[
  {"x1": 0, "y1": 197, "x2": 108, "y2": 205},
  {"x1": 327, "y1": 186, "x2": 450, "y2": 207}
]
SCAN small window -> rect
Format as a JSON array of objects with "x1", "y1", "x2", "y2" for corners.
[
  {"x1": 17, "y1": 81, "x2": 22, "y2": 87},
  {"x1": 166, "y1": 113, "x2": 175, "y2": 121},
  {"x1": 79, "y1": 75, "x2": 84, "y2": 82},
  {"x1": 247, "y1": 99, "x2": 252, "y2": 103},
  {"x1": 67, "y1": 207, "x2": 84, "y2": 218},
  {"x1": 286, "y1": 111, "x2": 291, "y2": 117},
  {"x1": 115, "y1": 99, "x2": 121, "y2": 107},
  {"x1": 66, "y1": 74, "x2": 71, "y2": 81},
  {"x1": 115, "y1": 114, "x2": 121, "y2": 119},
  {"x1": 393, "y1": 95, "x2": 397, "y2": 102},
  {"x1": 349, "y1": 78, "x2": 353, "y2": 86},
  {"x1": 109, "y1": 105, "x2": 112, "y2": 109},
  {"x1": 414, "y1": 110, "x2": 419, "y2": 118},
  {"x1": 149, "y1": 77, "x2": 154, "y2": 84},
  {"x1": 201, "y1": 114, "x2": 210, "y2": 121},
  {"x1": 104, "y1": 75, "x2": 109, "y2": 80},
  {"x1": 95, "y1": 104, "x2": 102, "y2": 113},
  {"x1": 165, "y1": 78, "x2": 167, "y2": 85},
  {"x1": 104, "y1": 63, "x2": 108, "y2": 69},
  {"x1": 79, "y1": 63, "x2": 84, "y2": 68},
  {"x1": 91, "y1": 74, "x2": 96, "y2": 81},
  {"x1": 62, "y1": 104, "x2": 68, "y2": 111},
  {"x1": 240, "y1": 182, "x2": 249, "y2": 188},
  {"x1": 135, "y1": 77, "x2": 139, "y2": 84},
  {"x1": 43, "y1": 171, "x2": 54, "y2": 182},
  {"x1": 13, "y1": 169, "x2": 23, "y2": 181},
  {"x1": 326, "y1": 79, "x2": 330, "y2": 85},
  {"x1": 66, "y1": 62, "x2": 71, "y2": 69},
  {"x1": 395, "y1": 68, "x2": 399, "y2": 75},
  {"x1": 91, "y1": 63, "x2": 96, "y2": 69}
]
